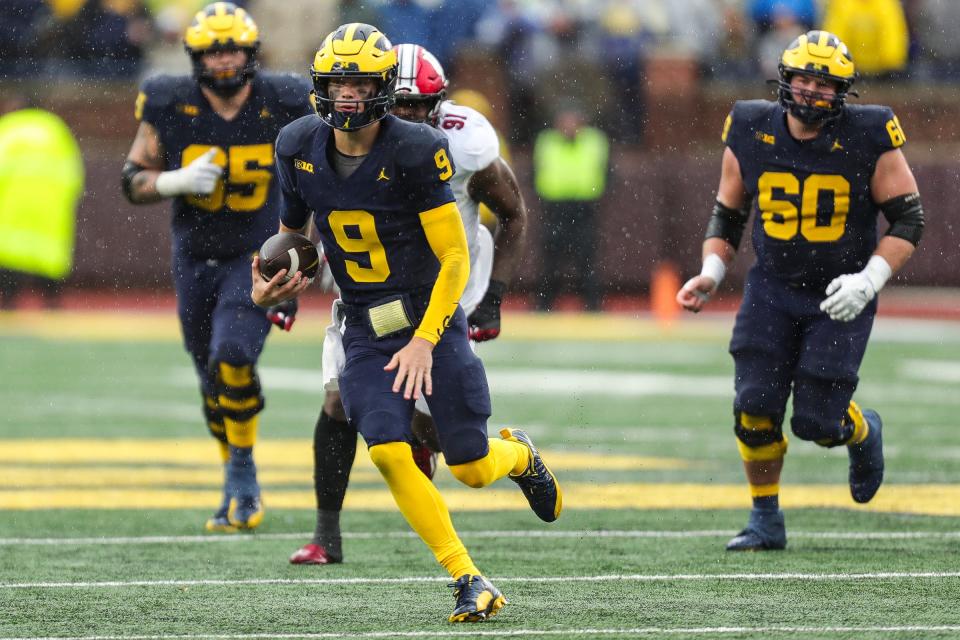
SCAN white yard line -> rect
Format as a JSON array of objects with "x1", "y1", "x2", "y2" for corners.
[
  {"x1": 4, "y1": 572, "x2": 960, "y2": 590},
  {"x1": 5, "y1": 627, "x2": 960, "y2": 640},
  {"x1": 2, "y1": 529, "x2": 959, "y2": 547}
]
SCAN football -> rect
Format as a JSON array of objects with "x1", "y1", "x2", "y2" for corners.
[{"x1": 258, "y1": 232, "x2": 320, "y2": 283}]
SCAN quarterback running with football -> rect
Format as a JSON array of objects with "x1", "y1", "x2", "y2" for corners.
[
  {"x1": 677, "y1": 31, "x2": 923, "y2": 551},
  {"x1": 288, "y1": 43, "x2": 528, "y2": 569},
  {"x1": 251, "y1": 24, "x2": 556, "y2": 622},
  {"x1": 121, "y1": 2, "x2": 313, "y2": 532}
]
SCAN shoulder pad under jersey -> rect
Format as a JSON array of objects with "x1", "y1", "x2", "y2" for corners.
[
  {"x1": 388, "y1": 116, "x2": 449, "y2": 172},
  {"x1": 843, "y1": 104, "x2": 906, "y2": 151},
  {"x1": 437, "y1": 101, "x2": 500, "y2": 173},
  {"x1": 276, "y1": 114, "x2": 325, "y2": 157},
  {"x1": 136, "y1": 74, "x2": 193, "y2": 121},
  {"x1": 258, "y1": 73, "x2": 313, "y2": 110},
  {"x1": 722, "y1": 99, "x2": 778, "y2": 146}
]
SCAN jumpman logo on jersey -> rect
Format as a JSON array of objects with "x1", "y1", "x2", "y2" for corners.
[
  {"x1": 831, "y1": 139, "x2": 844, "y2": 152},
  {"x1": 377, "y1": 167, "x2": 390, "y2": 182}
]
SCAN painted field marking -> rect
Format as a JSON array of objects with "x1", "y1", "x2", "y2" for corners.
[
  {"x1": 4, "y1": 572, "x2": 960, "y2": 590},
  {"x1": 2, "y1": 529, "x2": 960, "y2": 547},
  {"x1": 3, "y1": 483, "x2": 960, "y2": 515},
  {"x1": 5, "y1": 627, "x2": 960, "y2": 640}
]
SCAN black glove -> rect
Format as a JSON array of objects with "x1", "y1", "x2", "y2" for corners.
[
  {"x1": 266, "y1": 298, "x2": 298, "y2": 331},
  {"x1": 468, "y1": 280, "x2": 506, "y2": 342}
]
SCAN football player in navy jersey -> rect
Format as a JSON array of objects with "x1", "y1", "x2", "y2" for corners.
[
  {"x1": 121, "y1": 2, "x2": 313, "y2": 532},
  {"x1": 288, "y1": 43, "x2": 529, "y2": 569},
  {"x1": 251, "y1": 23, "x2": 559, "y2": 622},
  {"x1": 677, "y1": 31, "x2": 924, "y2": 551}
]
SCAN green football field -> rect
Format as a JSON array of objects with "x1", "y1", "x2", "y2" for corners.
[{"x1": 2, "y1": 308, "x2": 960, "y2": 639}]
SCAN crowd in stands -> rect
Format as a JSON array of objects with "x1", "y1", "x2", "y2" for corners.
[{"x1": 2, "y1": 0, "x2": 958, "y2": 139}]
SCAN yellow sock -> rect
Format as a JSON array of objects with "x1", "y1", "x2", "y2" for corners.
[
  {"x1": 225, "y1": 415, "x2": 259, "y2": 448},
  {"x1": 369, "y1": 442, "x2": 479, "y2": 578},
  {"x1": 496, "y1": 438, "x2": 531, "y2": 476},
  {"x1": 749, "y1": 482, "x2": 780, "y2": 498},
  {"x1": 448, "y1": 439, "x2": 528, "y2": 488}
]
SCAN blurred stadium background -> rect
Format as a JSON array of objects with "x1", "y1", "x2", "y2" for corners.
[
  {"x1": 2, "y1": 0, "x2": 960, "y2": 302},
  {"x1": 3, "y1": 1, "x2": 960, "y2": 638}
]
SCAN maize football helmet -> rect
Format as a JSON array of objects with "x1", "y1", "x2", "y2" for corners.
[
  {"x1": 777, "y1": 30, "x2": 857, "y2": 125},
  {"x1": 183, "y1": 2, "x2": 260, "y2": 97},
  {"x1": 311, "y1": 23, "x2": 397, "y2": 131},
  {"x1": 393, "y1": 43, "x2": 448, "y2": 124}
]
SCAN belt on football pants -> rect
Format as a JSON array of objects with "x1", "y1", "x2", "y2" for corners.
[{"x1": 342, "y1": 288, "x2": 432, "y2": 340}]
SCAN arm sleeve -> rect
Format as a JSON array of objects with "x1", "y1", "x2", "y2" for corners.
[{"x1": 415, "y1": 201, "x2": 470, "y2": 344}]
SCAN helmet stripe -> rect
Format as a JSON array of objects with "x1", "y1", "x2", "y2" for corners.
[{"x1": 343, "y1": 22, "x2": 360, "y2": 44}]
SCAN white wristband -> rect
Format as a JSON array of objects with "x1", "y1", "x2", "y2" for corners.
[
  {"x1": 862, "y1": 255, "x2": 892, "y2": 294},
  {"x1": 700, "y1": 253, "x2": 726, "y2": 287}
]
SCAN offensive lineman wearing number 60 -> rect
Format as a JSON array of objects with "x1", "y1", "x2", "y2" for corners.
[
  {"x1": 251, "y1": 23, "x2": 562, "y2": 623},
  {"x1": 677, "y1": 31, "x2": 924, "y2": 551},
  {"x1": 121, "y1": 3, "x2": 313, "y2": 532}
]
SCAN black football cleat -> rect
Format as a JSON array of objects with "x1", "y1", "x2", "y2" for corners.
[
  {"x1": 228, "y1": 494, "x2": 264, "y2": 530},
  {"x1": 205, "y1": 504, "x2": 237, "y2": 533},
  {"x1": 500, "y1": 428, "x2": 562, "y2": 522},
  {"x1": 205, "y1": 468, "x2": 237, "y2": 533},
  {"x1": 226, "y1": 455, "x2": 264, "y2": 530},
  {"x1": 848, "y1": 408, "x2": 884, "y2": 504},
  {"x1": 448, "y1": 575, "x2": 507, "y2": 623},
  {"x1": 726, "y1": 509, "x2": 787, "y2": 551}
]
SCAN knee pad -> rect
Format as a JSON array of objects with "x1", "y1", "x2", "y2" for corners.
[
  {"x1": 368, "y1": 441, "x2": 413, "y2": 476},
  {"x1": 202, "y1": 394, "x2": 227, "y2": 443},
  {"x1": 449, "y1": 454, "x2": 498, "y2": 489},
  {"x1": 791, "y1": 414, "x2": 846, "y2": 447},
  {"x1": 734, "y1": 411, "x2": 788, "y2": 462},
  {"x1": 210, "y1": 359, "x2": 264, "y2": 422}
]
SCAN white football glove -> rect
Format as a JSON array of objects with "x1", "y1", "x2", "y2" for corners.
[
  {"x1": 819, "y1": 256, "x2": 892, "y2": 322},
  {"x1": 155, "y1": 148, "x2": 223, "y2": 197}
]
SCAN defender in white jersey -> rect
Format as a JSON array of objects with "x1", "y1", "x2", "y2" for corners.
[{"x1": 290, "y1": 43, "x2": 528, "y2": 566}]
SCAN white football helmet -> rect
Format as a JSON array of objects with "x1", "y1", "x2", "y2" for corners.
[{"x1": 392, "y1": 43, "x2": 448, "y2": 124}]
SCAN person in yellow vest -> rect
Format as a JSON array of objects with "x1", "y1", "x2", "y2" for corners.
[
  {"x1": 0, "y1": 95, "x2": 83, "y2": 309},
  {"x1": 532, "y1": 105, "x2": 609, "y2": 311},
  {"x1": 822, "y1": 0, "x2": 909, "y2": 76}
]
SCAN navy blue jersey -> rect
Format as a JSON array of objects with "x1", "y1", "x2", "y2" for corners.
[
  {"x1": 275, "y1": 114, "x2": 456, "y2": 305},
  {"x1": 723, "y1": 100, "x2": 906, "y2": 289},
  {"x1": 137, "y1": 73, "x2": 313, "y2": 260}
]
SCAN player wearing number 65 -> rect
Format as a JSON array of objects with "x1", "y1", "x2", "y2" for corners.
[
  {"x1": 676, "y1": 31, "x2": 925, "y2": 551},
  {"x1": 121, "y1": 3, "x2": 313, "y2": 532},
  {"x1": 251, "y1": 23, "x2": 562, "y2": 623}
]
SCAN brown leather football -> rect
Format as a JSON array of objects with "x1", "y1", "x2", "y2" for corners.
[{"x1": 258, "y1": 232, "x2": 320, "y2": 283}]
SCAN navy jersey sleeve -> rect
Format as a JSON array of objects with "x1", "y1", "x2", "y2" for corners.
[
  {"x1": 262, "y1": 73, "x2": 315, "y2": 121},
  {"x1": 275, "y1": 116, "x2": 315, "y2": 230},
  {"x1": 135, "y1": 75, "x2": 181, "y2": 127},
  {"x1": 867, "y1": 106, "x2": 907, "y2": 153},
  {"x1": 721, "y1": 100, "x2": 771, "y2": 159},
  {"x1": 398, "y1": 125, "x2": 457, "y2": 212}
]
